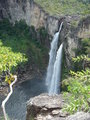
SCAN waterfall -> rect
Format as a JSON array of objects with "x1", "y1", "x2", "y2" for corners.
[
  {"x1": 45, "y1": 32, "x2": 59, "y2": 87},
  {"x1": 49, "y1": 43, "x2": 63, "y2": 95},
  {"x1": 45, "y1": 22, "x2": 63, "y2": 93}
]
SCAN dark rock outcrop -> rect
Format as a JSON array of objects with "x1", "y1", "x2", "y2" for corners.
[{"x1": 26, "y1": 94, "x2": 90, "y2": 120}]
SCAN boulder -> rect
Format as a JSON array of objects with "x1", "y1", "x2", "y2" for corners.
[
  {"x1": 26, "y1": 94, "x2": 65, "y2": 120},
  {"x1": 26, "y1": 94, "x2": 90, "y2": 120}
]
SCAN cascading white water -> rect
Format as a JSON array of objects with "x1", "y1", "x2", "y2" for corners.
[
  {"x1": 45, "y1": 22, "x2": 63, "y2": 92},
  {"x1": 45, "y1": 32, "x2": 59, "y2": 87},
  {"x1": 49, "y1": 43, "x2": 63, "y2": 95}
]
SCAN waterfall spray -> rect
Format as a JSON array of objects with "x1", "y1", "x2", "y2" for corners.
[{"x1": 45, "y1": 22, "x2": 63, "y2": 93}]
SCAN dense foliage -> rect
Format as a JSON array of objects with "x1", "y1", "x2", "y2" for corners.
[
  {"x1": 35, "y1": 0, "x2": 90, "y2": 16},
  {"x1": 0, "y1": 19, "x2": 48, "y2": 84},
  {"x1": 0, "y1": 40, "x2": 27, "y2": 84},
  {"x1": 0, "y1": 40, "x2": 27, "y2": 72},
  {"x1": 63, "y1": 68, "x2": 90, "y2": 113}
]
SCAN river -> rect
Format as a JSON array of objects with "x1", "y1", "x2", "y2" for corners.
[{"x1": 4, "y1": 78, "x2": 46, "y2": 120}]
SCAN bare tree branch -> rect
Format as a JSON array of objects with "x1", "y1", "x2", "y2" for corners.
[{"x1": 1, "y1": 75, "x2": 17, "y2": 120}]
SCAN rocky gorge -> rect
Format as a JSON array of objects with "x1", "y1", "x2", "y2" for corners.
[{"x1": 0, "y1": 0, "x2": 90, "y2": 120}]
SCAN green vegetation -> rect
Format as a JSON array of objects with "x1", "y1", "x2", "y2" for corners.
[
  {"x1": 62, "y1": 38, "x2": 90, "y2": 114},
  {"x1": 0, "y1": 19, "x2": 48, "y2": 83},
  {"x1": 63, "y1": 67, "x2": 90, "y2": 114},
  {"x1": 76, "y1": 38, "x2": 90, "y2": 56},
  {"x1": 35, "y1": 0, "x2": 90, "y2": 16},
  {"x1": 0, "y1": 40, "x2": 27, "y2": 73},
  {"x1": 81, "y1": 38, "x2": 90, "y2": 55},
  {"x1": 78, "y1": 0, "x2": 90, "y2": 4},
  {"x1": 0, "y1": 114, "x2": 10, "y2": 120},
  {"x1": 0, "y1": 40, "x2": 27, "y2": 84}
]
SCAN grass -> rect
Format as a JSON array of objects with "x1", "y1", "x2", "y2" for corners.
[{"x1": 35, "y1": 0, "x2": 90, "y2": 16}]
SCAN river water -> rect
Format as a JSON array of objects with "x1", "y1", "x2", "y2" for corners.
[{"x1": 4, "y1": 78, "x2": 46, "y2": 120}]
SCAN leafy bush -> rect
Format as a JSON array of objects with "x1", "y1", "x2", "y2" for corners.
[
  {"x1": 62, "y1": 69, "x2": 90, "y2": 89},
  {"x1": 0, "y1": 40, "x2": 27, "y2": 84},
  {"x1": 0, "y1": 40, "x2": 27, "y2": 72},
  {"x1": 63, "y1": 69, "x2": 90, "y2": 114},
  {"x1": 72, "y1": 55, "x2": 90, "y2": 71}
]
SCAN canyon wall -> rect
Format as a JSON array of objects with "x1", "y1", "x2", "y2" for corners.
[{"x1": 0, "y1": 0, "x2": 59, "y2": 36}]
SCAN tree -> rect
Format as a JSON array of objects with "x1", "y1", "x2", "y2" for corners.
[
  {"x1": 0, "y1": 40, "x2": 27, "y2": 120},
  {"x1": 0, "y1": 40, "x2": 27, "y2": 84}
]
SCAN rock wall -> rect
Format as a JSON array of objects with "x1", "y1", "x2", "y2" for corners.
[
  {"x1": 0, "y1": 0, "x2": 31, "y2": 26},
  {"x1": 0, "y1": 0, "x2": 90, "y2": 68},
  {"x1": 0, "y1": 0, "x2": 59, "y2": 36},
  {"x1": 61, "y1": 16, "x2": 90, "y2": 67},
  {"x1": 78, "y1": 16, "x2": 90, "y2": 39}
]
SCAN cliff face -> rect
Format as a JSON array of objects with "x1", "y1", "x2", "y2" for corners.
[
  {"x1": 78, "y1": 16, "x2": 90, "y2": 39},
  {"x1": 0, "y1": 0, "x2": 31, "y2": 25},
  {"x1": 0, "y1": 0, "x2": 90, "y2": 67},
  {"x1": 61, "y1": 16, "x2": 90, "y2": 67},
  {"x1": 0, "y1": 0, "x2": 59, "y2": 36}
]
